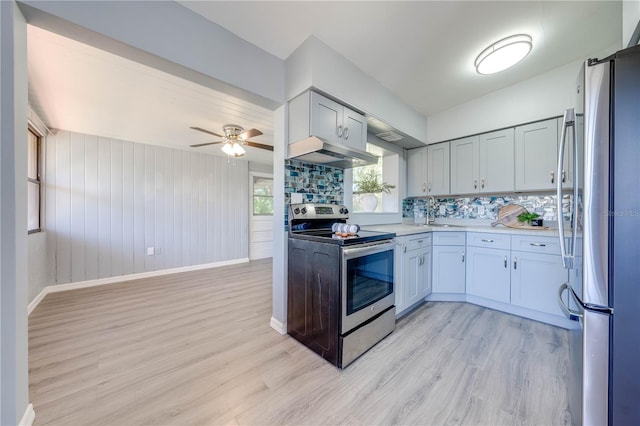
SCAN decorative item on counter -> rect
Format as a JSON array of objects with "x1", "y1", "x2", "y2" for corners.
[
  {"x1": 491, "y1": 204, "x2": 527, "y2": 227},
  {"x1": 353, "y1": 169, "x2": 395, "y2": 212},
  {"x1": 530, "y1": 218, "x2": 544, "y2": 227},
  {"x1": 517, "y1": 211, "x2": 540, "y2": 225},
  {"x1": 332, "y1": 223, "x2": 360, "y2": 237},
  {"x1": 492, "y1": 204, "x2": 549, "y2": 229}
]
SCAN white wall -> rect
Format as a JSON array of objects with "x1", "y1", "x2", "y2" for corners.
[
  {"x1": 427, "y1": 43, "x2": 620, "y2": 144},
  {"x1": 43, "y1": 130, "x2": 249, "y2": 287},
  {"x1": 0, "y1": 2, "x2": 29, "y2": 424},
  {"x1": 623, "y1": 0, "x2": 640, "y2": 47}
]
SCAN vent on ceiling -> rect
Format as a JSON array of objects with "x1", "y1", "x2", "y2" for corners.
[{"x1": 376, "y1": 131, "x2": 404, "y2": 142}]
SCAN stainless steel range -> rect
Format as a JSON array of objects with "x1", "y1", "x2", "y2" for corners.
[{"x1": 287, "y1": 203, "x2": 396, "y2": 368}]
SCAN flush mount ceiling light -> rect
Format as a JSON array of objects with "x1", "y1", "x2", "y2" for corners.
[{"x1": 475, "y1": 34, "x2": 532, "y2": 75}]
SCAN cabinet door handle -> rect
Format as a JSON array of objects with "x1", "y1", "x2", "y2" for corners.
[
  {"x1": 461, "y1": 252, "x2": 465, "y2": 263},
  {"x1": 481, "y1": 239, "x2": 494, "y2": 243},
  {"x1": 530, "y1": 243, "x2": 546, "y2": 247},
  {"x1": 513, "y1": 256, "x2": 518, "y2": 270},
  {"x1": 474, "y1": 179, "x2": 477, "y2": 189},
  {"x1": 562, "y1": 170, "x2": 566, "y2": 183},
  {"x1": 422, "y1": 183, "x2": 426, "y2": 193},
  {"x1": 403, "y1": 245, "x2": 407, "y2": 253},
  {"x1": 551, "y1": 171, "x2": 555, "y2": 184},
  {"x1": 481, "y1": 178, "x2": 485, "y2": 189},
  {"x1": 417, "y1": 240, "x2": 424, "y2": 243},
  {"x1": 428, "y1": 182, "x2": 432, "y2": 192},
  {"x1": 337, "y1": 125, "x2": 343, "y2": 137},
  {"x1": 344, "y1": 127, "x2": 349, "y2": 140},
  {"x1": 504, "y1": 256, "x2": 508, "y2": 268}
]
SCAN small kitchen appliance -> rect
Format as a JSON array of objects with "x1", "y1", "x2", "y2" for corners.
[{"x1": 287, "y1": 203, "x2": 396, "y2": 368}]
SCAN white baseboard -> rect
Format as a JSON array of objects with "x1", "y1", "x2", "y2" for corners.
[
  {"x1": 19, "y1": 403, "x2": 35, "y2": 426},
  {"x1": 28, "y1": 258, "x2": 249, "y2": 316},
  {"x1": 270, "y1": 316, "x2": 286, "y2": 335}
]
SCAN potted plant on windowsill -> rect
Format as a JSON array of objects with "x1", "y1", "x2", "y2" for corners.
[{"x1": 353, "y1": 169, "x2": 395, "y2": 212}]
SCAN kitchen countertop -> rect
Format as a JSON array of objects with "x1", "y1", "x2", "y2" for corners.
[{"x1": 362, "y1": 222, "x2": 565, "y2": 238}]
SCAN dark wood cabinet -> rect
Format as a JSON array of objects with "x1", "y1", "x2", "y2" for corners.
[{"x1": 287, "y1": 238, "x2": 341, "y2": 366}]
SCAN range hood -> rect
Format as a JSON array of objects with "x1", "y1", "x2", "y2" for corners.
[{"x1": 288, "y1": 136, "x2": 378, "y2": 169}]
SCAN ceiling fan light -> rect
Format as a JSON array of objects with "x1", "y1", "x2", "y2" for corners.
[
  {"x1": 221, "y1": 141, "x2": 245, "y2": 157},
  {"x1": 475, "y1": 34, "x2": 532, "y2": 75},
  {"x1": 232, "y1": 142, "x2": 246, "y2": 156}
]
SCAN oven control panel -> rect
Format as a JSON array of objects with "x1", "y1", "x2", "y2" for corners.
[{"x1": 289, "y1": 203, "x2": 348, "y2": 220}]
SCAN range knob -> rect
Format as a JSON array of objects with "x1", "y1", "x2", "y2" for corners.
[
  {"x1": 300, "y1": 207, "x2": 307, "y2": 215},
  {"x1": 343, "y1": 208, "x2": 349, "y2": 215},
  {"x1": 293, "y1": 207, "x2": 300, "y2": 215}
]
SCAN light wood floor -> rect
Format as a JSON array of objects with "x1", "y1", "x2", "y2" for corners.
[{"x1": 29, "y1": 259, "x2": 572, "y2": 425}]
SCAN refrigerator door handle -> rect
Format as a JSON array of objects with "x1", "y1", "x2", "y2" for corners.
[
  {"x1": 558, "y1": 283, "x2": 583, "y2": 319},
  {"x1": 557, "y1": 108, "x2": 575, "y2": 269}
]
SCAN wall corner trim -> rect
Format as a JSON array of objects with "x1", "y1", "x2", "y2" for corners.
[
  {"x1": 19, "y1": 404, "x2": 35, "y2": 426},
  {"x1": 28, "y1": 258, "x2": 250, "y2": 316},
  {"x1": 270, "y1": 316, "x2": 286, "y2": 335}
]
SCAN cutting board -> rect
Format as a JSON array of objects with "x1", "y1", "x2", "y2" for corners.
[
  {"x1": 491, "y1": 204, "x2": 549, "y2": 230},
  {"x1": 491, "y1": 204, "x2": 526, "y2": 227}
]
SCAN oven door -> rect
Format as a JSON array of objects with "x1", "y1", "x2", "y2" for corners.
[{"x1": 341, "y1": 240, "x2": 395, "y2": 334}]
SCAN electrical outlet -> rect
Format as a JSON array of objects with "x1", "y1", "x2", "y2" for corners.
[
  {"x1": 147, "y1": 247, "x2": 154, "y2": 256},
  {"x1": 439, "y1": 205, "x2": 446, "y2": 215},
  {"x1": 291, "y1": 193, "x2": 303, "y2": 204},
  {"x1": 478, "y1": 206, "x2": 485, "y2": 215}
]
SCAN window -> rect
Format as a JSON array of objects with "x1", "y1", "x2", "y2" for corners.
[
  {"x1": 27, "y1": 128, "x2": 42, "y2": 232},
  {"x1": 253, "y1": 176, "x2": 273, "y2": 215},
  {"x1": 352, "y1": 144, "x2": 399, "y2": 213}
]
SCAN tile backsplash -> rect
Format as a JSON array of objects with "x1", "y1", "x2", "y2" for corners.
[
  {"x1": 403, "y1": 194, "x2": 572, "y2": 222},
  {"x1": 284, "y1": 159, "x2": 344, "y2": 227}
]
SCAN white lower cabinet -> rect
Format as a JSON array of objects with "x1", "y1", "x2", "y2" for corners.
[
  {"x1": 396, "y1": 234, "x2": 432, "y2": 316},
  {"x1": 432, "y1": 232, "x2": 466, "y2": 294},
  {"x1": 466, "y1": 246, "x2": 511, "y2": 303},
  {"x1": 510, "y1": 250, "x2": 569, "y2": 317},
  {"x1": 394, "y1": 230, "x2": 572, "y2": 327},
  {"x1": 432, "y1": 246, "x2": 466, "y2": 293}
]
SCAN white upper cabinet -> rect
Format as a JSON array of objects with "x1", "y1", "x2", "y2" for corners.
[
  {"x1": 451, "y1": 130, "x2": 513, "y2": 195},
  {"x1": 289, "y1": 91, "x2": 368, "y2": 151},
  {"x1": 427, "y1": 142, "x2": 450, "y2": 196},
  {"x1": 341, "y1": 107, "x2": 367, "y2": 151},
  {"x1": 515, "y1": 118, "x2": 559, "y2": 191},
  {"x1": 479, "y1": 129, "x2": 514, "y2": 193},
  {"x1": 406, "y1": 146, "x2": 428, "y2": 197},
  {"x1": 450, "y1": 136, "x2": 480, "y2": 194},
  {"x1": 310, "y1": 91, "x2": 367, "y2": 151}
]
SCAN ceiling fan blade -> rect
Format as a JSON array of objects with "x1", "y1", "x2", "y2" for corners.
[
  {"x1": 189, "y1": 141, "x2": 224, "y2": 148},
  {"x1": 238, "y1": 128, "x2": 263, "y2": 140},
  {"x1": 244, "y1": 141, "x2": 274, "y2": 151},
  {"x1": 190, "y1": 126, "x2": 224, "y2": 138}
]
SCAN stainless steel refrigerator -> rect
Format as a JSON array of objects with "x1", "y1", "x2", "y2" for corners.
[{"x1": 557, "y1": 44, "x2": 640, "y2": 426}]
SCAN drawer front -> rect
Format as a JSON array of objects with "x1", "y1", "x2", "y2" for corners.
[
  {"x1": 406, "y1": 233, "x2": 432, "y2": 251},
  {"x1": 511, "y1": 235, "x2": 562, "y2": 255},
  {"x1": 466, "y1": 232, "x2": 511, "y2": 250},
  {"x1": 432, "y1": 231, "x2": 466, "y2": 246}
]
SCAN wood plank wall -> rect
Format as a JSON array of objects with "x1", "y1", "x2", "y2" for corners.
[{"x1": 44, "y1": 130, "x2": 249, "y2": 285}]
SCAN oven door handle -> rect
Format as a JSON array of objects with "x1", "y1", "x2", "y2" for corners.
[{"x1": 342, "y1": 240, "x2": 396, "y2": 259}]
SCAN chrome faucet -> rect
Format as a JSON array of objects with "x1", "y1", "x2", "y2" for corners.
[{"x1": 426, "y1": 196, "x2": 436, "y2": 225}]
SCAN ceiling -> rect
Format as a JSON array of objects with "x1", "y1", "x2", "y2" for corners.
[
  {"x1": 180, "y1": 0, "x2": 621, "y2": 116},
  {"x1": 27, "y1": 1, "x2": 622, "y2": 164},
  {"x1": 27, "y1": 25, "x2": 276, "y2": 164}
]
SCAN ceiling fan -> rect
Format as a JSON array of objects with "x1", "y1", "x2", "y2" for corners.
[{"x1": 189, "y1": 124, "x2": 272, "y2": 157}]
